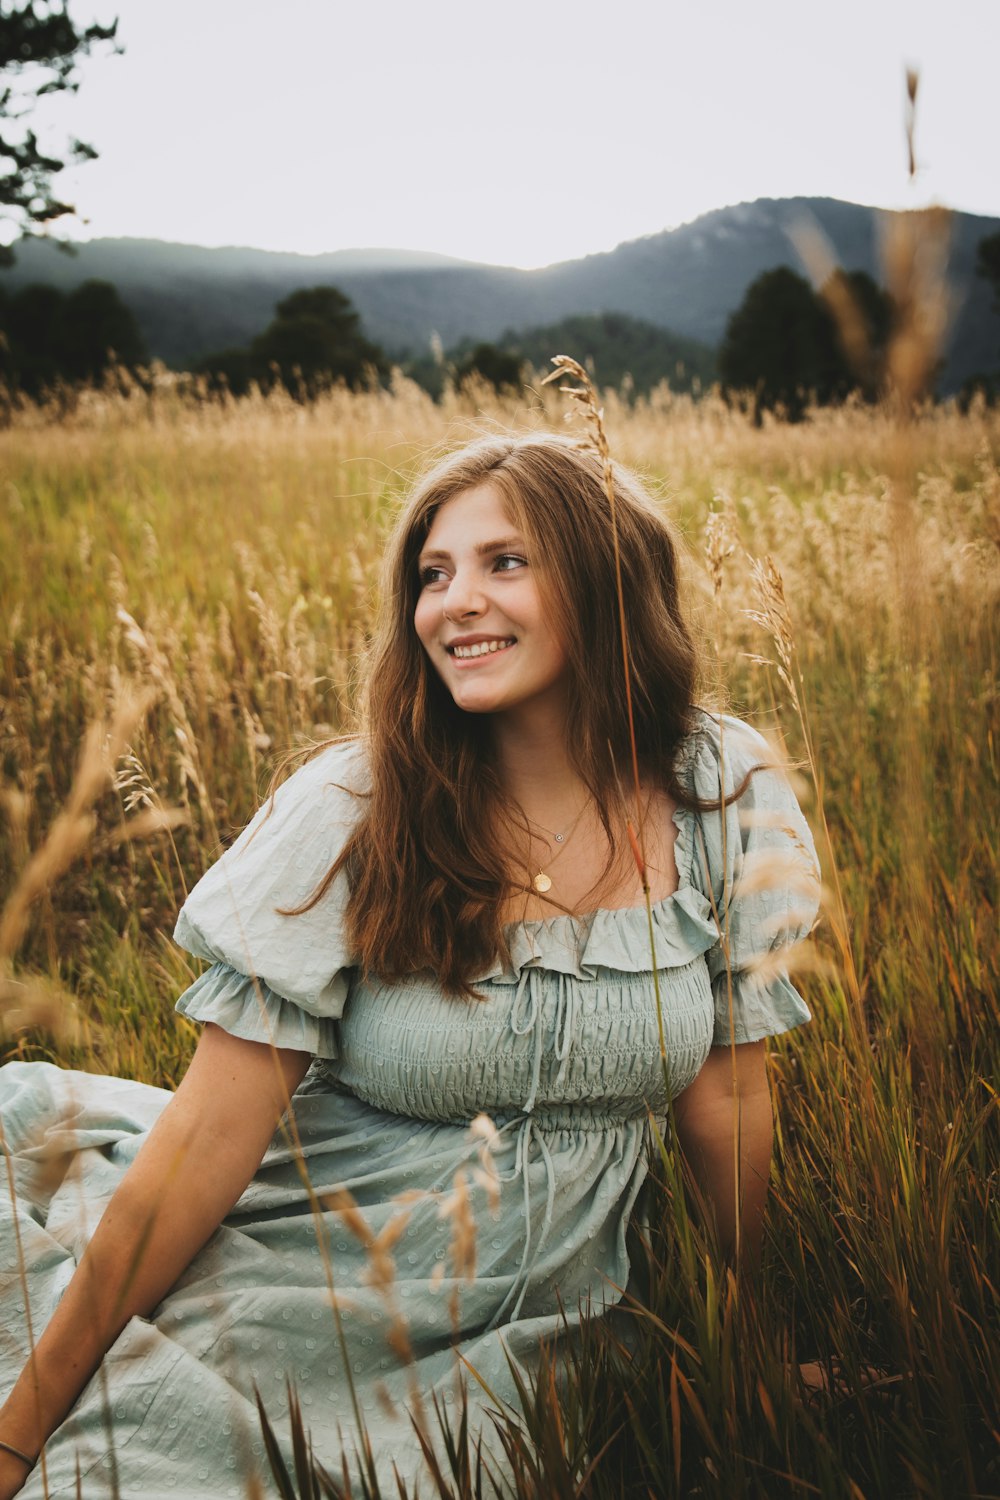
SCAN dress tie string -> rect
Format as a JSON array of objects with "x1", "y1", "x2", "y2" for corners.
[
  {"x1": 483, "y1": 966, "x2": 574, "y2": 1327},
  {"x1": 509, "y1": 966, "x2": 577, "y2": 1115},
  {"x1": 486, "y1": 1115, "x2": 556, "y2": 1328},
  {"x1": 552, "y1": 971, "x2": 577, "y2": 1088}
]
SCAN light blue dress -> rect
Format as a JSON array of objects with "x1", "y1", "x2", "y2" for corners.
[{"x1": 0, "y1": 713, "x2": 819, "y2": 1498}]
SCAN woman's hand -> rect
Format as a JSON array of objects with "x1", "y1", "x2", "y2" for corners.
[
  {"x1": 796, "y1": 1360, "x2": 906, "y2": 1405},
  {"x1": 0, "y1": 1024, "x2": 311, "y2": 1468}
]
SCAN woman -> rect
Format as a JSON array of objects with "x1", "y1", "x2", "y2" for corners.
[{"x1": 0, "y1": 434, "x2": 819, "y2": 1498}]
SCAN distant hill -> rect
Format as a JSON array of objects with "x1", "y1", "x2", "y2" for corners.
[
  {"x1": 449, "y1": 313, "x2": 717, "y2": 396},
  {"x1": 4, "y1": 198, "x2": 999, "y2": 392}
]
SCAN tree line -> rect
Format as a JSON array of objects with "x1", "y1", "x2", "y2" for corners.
[
  {"x1": 720, "y1": 241, "x2": 1000, "y2": 421},
  {"x1": 195, "y1": 286, "x2": 387, "y2": 397},
  {"x1": 0, "y1": 278, "x2": 145, "y2": 393},
  {"x1": 2, "y1": 6, "x2": 999, "y2": 415},
  {"x1": 720, "y1": 267, "x2": 890, "y2": 423},
  {"x1": 3, "y1": 236, "x2": 999, "y2": 410}
]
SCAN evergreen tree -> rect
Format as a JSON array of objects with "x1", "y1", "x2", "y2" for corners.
[
  {"x1": 976, "y1": 232, "x2": 1000, "y2": 315},
  {"x1": 200, "y1": 286, "x2": 386, "y2": 397},
  {"x1": 959, "y1": 232, "x2": 1000, "y2": 406},
  {"x1": 821, "y1": 268, "x2": 893, "y2": 400},
  {"x1": 0, "y1": 276, "x2": 145, "y2": 393},
  {"x1": 720, "y1": 265, "x2": 892, "y2": 422},
  {"x1": 453, "y1": 342, "x2": 524, "y2": 394},
  {"x1": 251, "y1": 286, "x2": 385, "y2": 393},
  {"x1": 61, "y1": 277, "x2": 145, "y2": 379}
]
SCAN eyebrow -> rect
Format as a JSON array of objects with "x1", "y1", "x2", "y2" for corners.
[{"x1": 417, "y1": 536, "x2": 526, "y2": 564}]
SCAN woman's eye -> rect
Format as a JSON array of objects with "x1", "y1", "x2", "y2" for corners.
[
  {"x1": 419, "y1": 565, "x2": 447, "y2": 586},
  {"x1": 494, "y1": 554, "x2": 527, "y2": 572}
]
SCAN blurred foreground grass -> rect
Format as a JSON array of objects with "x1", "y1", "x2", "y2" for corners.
[{"x1": 1, "y1": 377, "x2": 998, "y2": 1498}]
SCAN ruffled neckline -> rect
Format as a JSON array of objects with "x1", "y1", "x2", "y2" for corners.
[{"x1": 480, "y1": 801, "x2": 719, "y2": 983}]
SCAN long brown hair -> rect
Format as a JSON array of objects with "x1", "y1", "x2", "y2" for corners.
[{"x1": 295, "y1": 433, "x2": 718, "y2": 996}]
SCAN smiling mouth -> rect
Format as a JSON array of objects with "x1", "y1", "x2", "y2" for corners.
[{"x1": 447, "y1": 638, "x2": 516, "y2": 660}]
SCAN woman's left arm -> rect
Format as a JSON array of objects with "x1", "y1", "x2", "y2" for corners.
[{"x1": 671, "y1": 1041, "x2": 773, "y2": 1267}]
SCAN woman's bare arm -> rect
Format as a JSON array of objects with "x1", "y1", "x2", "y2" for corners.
[
  {"x1": 671, "y1": 1039, "x2": 773, "y2": 1265},
  {"x1": 0, "y1": 1024, "x2": 311, "y2": 1485}
]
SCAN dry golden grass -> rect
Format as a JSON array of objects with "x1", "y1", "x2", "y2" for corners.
[{"x1": 1, "y1": 372, "x2": 998, "y2": 1497}]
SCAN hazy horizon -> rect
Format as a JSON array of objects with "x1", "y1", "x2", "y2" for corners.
[
  {"x1": 15, "y1": 0, "x2": 998, "y2": 270},
  {"x1": 23, "y1": 189, "x2": 1000, "y2": 277}
]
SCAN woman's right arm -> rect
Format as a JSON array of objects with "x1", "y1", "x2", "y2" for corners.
[{"x1": 0, "y1": 1023, "x2": 311, "y2": 1497}]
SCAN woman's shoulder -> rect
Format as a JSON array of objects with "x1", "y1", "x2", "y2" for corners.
[
  {"x1": 223, "y1": 735, "x2": 370, "y2": 872},
  {"x1": 178, "y1": 737, "x2": 368, "y2": 901},
  {"x1": 173, "y1": 737, "x2": 369, "y2": 1006},
  {"x1": 268, "y1": 736, "x2": 370, "y2": 809},
  {"x1": 676, "y1": 708, "x2": 780, "y2": 799},
  {"x1": 269, "y1": 735, "x2": 371, "y2": 804},
  {"x1": 674, "y1": 707, "x2": 819, "y2": 912}
]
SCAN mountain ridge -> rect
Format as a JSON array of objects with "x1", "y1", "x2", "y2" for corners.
[{"x1": 4, "y1": 196, "x2": 998, "y2": 391}]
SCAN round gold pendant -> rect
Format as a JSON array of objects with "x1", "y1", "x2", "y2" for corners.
[{"x1": 533, "y1": 871, "x2": 553, "y2": 893}]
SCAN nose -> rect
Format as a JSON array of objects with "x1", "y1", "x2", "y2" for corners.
[{"x1": 443, "y1": 566, "x2": 486, "y2": 621}]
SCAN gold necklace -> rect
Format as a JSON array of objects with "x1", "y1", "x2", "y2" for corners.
[{"x1": 524, "y1": 799, "x2": 591, "y2": 893}]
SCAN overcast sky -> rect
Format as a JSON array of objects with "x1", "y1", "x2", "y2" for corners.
[{"x1": 20, "y1": 0, "x2": 1000, "y2": 269}]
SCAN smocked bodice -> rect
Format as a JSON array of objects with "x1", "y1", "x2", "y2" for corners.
[
  {"x1": 325, "y1": 950, "x2": 716, "y2": 1127},
  {"x1": 174, "y1": 708, "x2": 820, "y2": 1128}
]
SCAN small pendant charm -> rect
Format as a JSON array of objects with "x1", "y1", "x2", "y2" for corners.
[
  {"x1": 554, "y1": 833, "x2": 564, "y2": 842},
  {"x1": 533, "y1": 871, "x2": 553, "y2": 893}
]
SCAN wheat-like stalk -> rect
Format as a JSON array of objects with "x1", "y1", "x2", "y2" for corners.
[
  {"x1": 539, "y1": 355, "x2": 673, "y2": 1083},
  {"x1": 743, "y1": 553, "x2": 862, "y2": 1020},
  {"x1": 1, "y1": 279, "x2": 997, "y2": 1496},
  {"x1": 0, "y1": 688, "x2": 157, "y2": 965}
]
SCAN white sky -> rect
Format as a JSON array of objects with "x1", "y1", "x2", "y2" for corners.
[{"x1": 18, "y1": 0, "x2": 1000, "y2": 268}]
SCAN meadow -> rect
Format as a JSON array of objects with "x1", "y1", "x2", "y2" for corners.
[{"x1": 1, "y1": 370, "x2": 998, "y2": 1499}]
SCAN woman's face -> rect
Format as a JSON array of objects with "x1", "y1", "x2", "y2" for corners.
[{"x1": 413, "y1": 481, "x2": 569, "y2": 725}]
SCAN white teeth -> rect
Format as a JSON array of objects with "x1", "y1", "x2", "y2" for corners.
[{"x1": 451, "y1": 638, "x2": 515, "y2": 659}]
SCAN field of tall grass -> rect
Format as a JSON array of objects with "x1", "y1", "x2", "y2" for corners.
[{"x1": 1, "y1": 371, "x2": 998, "y2": 1498}]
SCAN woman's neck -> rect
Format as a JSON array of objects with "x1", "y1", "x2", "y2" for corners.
[
  {"x1": 490, "y1": 711, "x2": 587, "y2": 816},
  {"x1": 488, "y1": 707, "x2": 679, "y2": 922}
]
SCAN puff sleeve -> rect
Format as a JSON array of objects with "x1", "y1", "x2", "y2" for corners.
[
  {"x1": 681, "y1": 713, "x2": 820, "y2": 1045},
  {"x1": 172, "y1": 739, "x2": 368, "y2": 1056}
]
